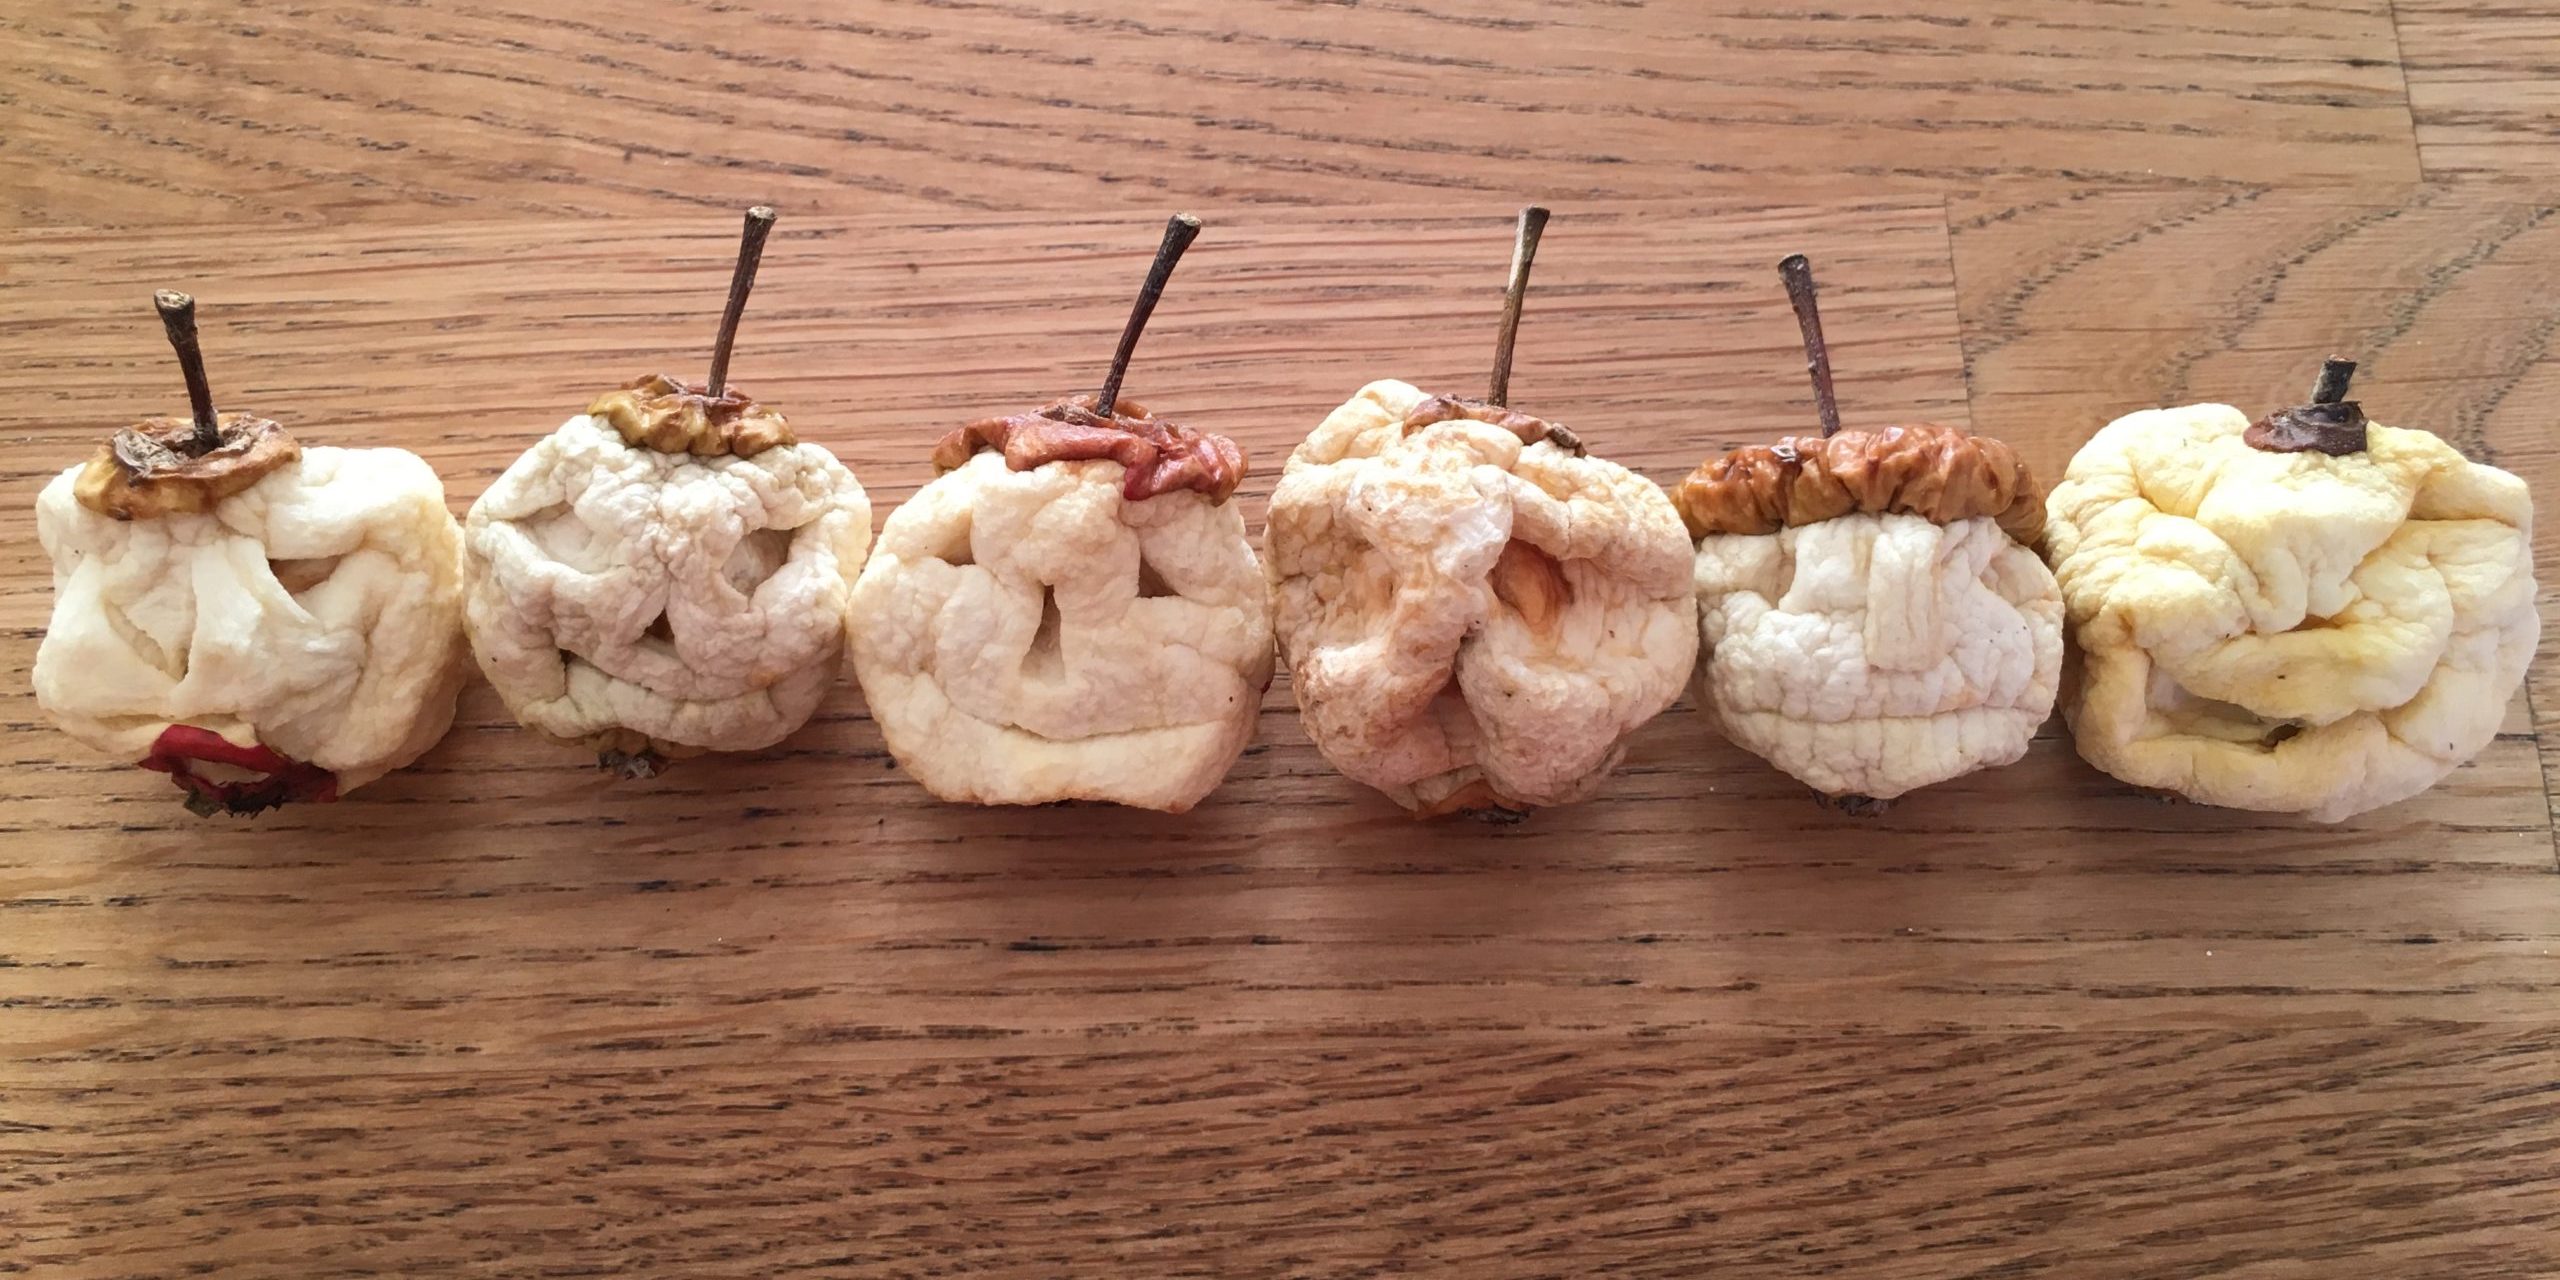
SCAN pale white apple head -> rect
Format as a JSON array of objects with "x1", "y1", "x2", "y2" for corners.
[
  {"x1": 464, "y1": 409, "x2": 872, "y2": 765},
  {"x1": 1676, "y1": 424, "x2": 2062, "y2": 804},
  {"x1": 1691, "y1": 512, "x2": 2063, "y2": 800},
  {"x1": 848, "y1": 440, "x2": 1272, "y2": 813},
  {"x1": 35, "y1": 441, "x2": 471, "y2": 806}
]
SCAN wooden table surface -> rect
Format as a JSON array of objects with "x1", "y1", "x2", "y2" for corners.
[{"x1": 5, "y1": 3, "x2": 2558, "y2": 1276}]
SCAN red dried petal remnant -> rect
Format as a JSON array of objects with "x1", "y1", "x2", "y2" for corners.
[{"x1": 140, "y1": 724, "x2": 339, "y2": 817}]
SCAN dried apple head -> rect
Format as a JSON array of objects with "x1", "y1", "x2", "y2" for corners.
[
  {"x1": 463, "y1": 209, "x2": 874, "y2": 776},
  {"x1": 1268, "y1": 379, "x2": 1696, "y2": 816},
  {"x1": 1265, "y1": 210, "x2": 1694, "y2": 817},
  {"x1": 2046, "y1": 359, "x2": 2535, "y2": 820},
  {"x1": 33, "y1": 291, "x2": 470, "y2": 812},
  {"x1": 1681, "y1": 255, "x2": 2063, "y2": 808},
  {"x1": 849, "y1": 214, "x2": 1274, "y2": 813}
]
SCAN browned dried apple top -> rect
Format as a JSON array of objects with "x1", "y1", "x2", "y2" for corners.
[
  {"x1": 74, "y1": 413, "x2": 301, "y2": 521},
  {"x1": 1673, "y1": 424, "x2": 2044, "y2": 545},
  {"x1": 588, "y1": 373, "x2": 795, "y2": 457},
  {"x1": 932, "y1": 395, "x2": 1248, "y2": 504},
  {"x1": 1398, "y1": 394, "x2": 1586, "y2": 456}
]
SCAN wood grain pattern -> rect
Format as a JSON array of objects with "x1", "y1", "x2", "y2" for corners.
[
  {"x1": 0, "y1": 0, "x2": 2425, "y2": 229},
  {"x1": 0, "y1": 201, "x2": 1968, "y2": 527},
  {"x1": 1945, "y1": 185, "x2": 2560, "y2": 835},
  {"x1": 5, "y1": 198, "x2": 2558, "y2": 1276},
  {"x1": 7, "y1": 0, "x2": 2560, "y2": 1273},
  {"x1": 2396, "y1": 0, "x2": 2560, "y2": 182},
  {"x1": 8, "y1": 1031, "x2": 2559, "y2": 1278}
]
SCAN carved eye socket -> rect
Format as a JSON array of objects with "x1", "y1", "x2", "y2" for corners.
[
  {"x1": 268, "y1": 556, "x2": 342, "y2": 596},
  {"x1": 1489, "y1": 541, "x2": 1570, "y2": 634},
  {"x1": 1135, "y1": 556, "x2": 1178, "y2": 599},
  {"x1": 722, "y1": 527, "x2": 795, "y2": 594},
  {"x1": 1021, "y1": 586, "x2": 1065, "y2": 681},
  {"x1": 934, "y1": 511, "x2": 974, "y2": 567},
  {"x1": 522, "y1": 504, "x2": 610, "y2": 568},
  {"x1": 105, "y1": 597, "x2": 186, "y2": 679}
]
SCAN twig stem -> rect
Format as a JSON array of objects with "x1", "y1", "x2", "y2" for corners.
[
  {"x1": 1096, "y1": 213, "x2": 1204, "y2": 417},
  {"x1": 706, "y1": 206, "x2": 778, "y2": 398},
  {"x1": 1778, "y1": 254, "x2": 1840, "y2": 438},
  {"x1": 2309, "y1": 356, "x2": 2357, "y2": 405},
  {"x1": 154, "y1": 290, "x2": 220, "y2": 452},
  {"x1": 1487, "y1": 205, "x2": 1550, "y2": 407}
]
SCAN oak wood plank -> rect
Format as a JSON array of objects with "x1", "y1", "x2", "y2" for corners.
[
  {"x1": 2396, "y1": 0, "x2": 2560, "y2": 183},
  {"x1": 3, "y1": 202, "x2": 2552, "y2": 1098},
  {"x1": 0, "y1": 0, "x2": 2421, "y2": 229},
  {"x1": 1946, "y1": 186, "x2": 2560, "y2": 871},
  {"x1": 5, "y1": 1032, "x2": 2557, "y2": 1278}
]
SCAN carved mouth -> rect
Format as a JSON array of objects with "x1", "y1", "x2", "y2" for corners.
[
  {"x1": 140, "y1": 725, "x2": 339, "y2": 816},
  {"x1": 2144, "y1": 668, "x2": 2302, "y2": 749}
]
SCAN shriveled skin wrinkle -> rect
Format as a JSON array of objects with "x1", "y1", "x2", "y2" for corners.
[
  {"x1": 34, "y1": 446, "x2": 471, "y2": 792},
  {"x1": 2046, "y1": 403, "x2": 2536, "y2": 822},
  {"x1": 465, "y1": 413, "x2": 872, "y2": 757},
  {"x1": 846, "y1": 451, "x2": 1273, "y2": 813},
  {"x1": 1265, "y1": 379, "x2": 1696, "y2": 814},
  {"x1": 1693, "y1": 512, "x2": 2063, "y2": 800}
]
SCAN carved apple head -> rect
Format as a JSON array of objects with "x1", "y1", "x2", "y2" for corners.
[
  {"x1": 2045, "y1": 362, "x2": 2536, "y2": 820},
  {"x1": 847, "y1": 395, "x2": 1270, "y2": 812},
  {"x1": 1264, "y1": 380, "x2": 1697, "y2": 817},
  {"x1": 33, "y1": 292, "x2": 470, "y2": 813},
  {"x1": 463, "y1": 375, "x2": 872, "y2": 775}
]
